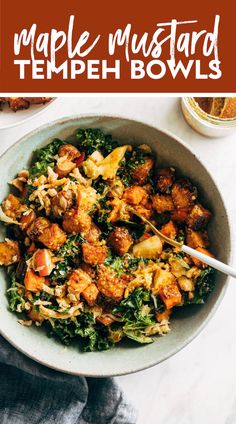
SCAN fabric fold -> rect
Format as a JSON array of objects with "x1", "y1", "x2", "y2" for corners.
[{"x1": 0, "y1": 336, "x2": 136, "y2": 424}]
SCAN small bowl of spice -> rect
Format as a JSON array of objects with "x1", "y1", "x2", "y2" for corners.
[{"x1": 181, "y1": 97, "x2": 236, "y2": 137}]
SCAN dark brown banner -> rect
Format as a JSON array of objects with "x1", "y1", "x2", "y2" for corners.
[{"x1": 0, "y1": 0, "x2": 235, "y2": 93}]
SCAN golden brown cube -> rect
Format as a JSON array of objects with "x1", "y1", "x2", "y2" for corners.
[
  {"x1": 82, "y1": 283, "x2": 99, "y2": 306},
  {"x1": 171, "y1": 179, "x2": 197, "y2": 210},
  {"x1": 63, "y1": 207, "x2": 92, "y2": 234},
  {"x1": 97, "y1": 265, "x2": 126, "y2": 302},
  {"x1": 187, "y1": 203, "x2": 211, "y2": 231},
  {"x1": 156, "y1": 168, "x2": 175, "y2": 193},
  {"x1": 38, "y1": 223, "x2": 67, "y2": 251},
  {"x1": 0, "y1": 240, "x2": 20, "y2": 266},
  {"x1": 152, "y1": 194, "x2": 175, "y2": 213},
  {"x1": 68, "y1": 268, "x2": 92, "y2": 297},
  {"x1": 107, "y1": 227, "x2": 133, "y2": 256},
  {"x1": 122, "y1": 185, "x2": 148, "y2": 205},
  {"x1": 160, "y1": 220, "x2": 178, "y2": 240},
  {"x1": 82, "y1": 243, "x2": 107, "y2": 266},
  {"x1": 131, "y1": 157, "x2": 154, "y2": 185},
  {"x1": 159, "y1": 283, "x2": 182, "y2": 309},
  {"x1": 186, "y1": 228, "x2": 209, "y2": 249}
]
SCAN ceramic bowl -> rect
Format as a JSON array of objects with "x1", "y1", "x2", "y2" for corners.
[{"x1": 0, "y1": 115, "x2": 231, "y2": 376}]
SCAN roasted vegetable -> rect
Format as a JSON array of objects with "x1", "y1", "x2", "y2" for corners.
[
  {"x1": 107, "y1": 227, "x2": 133, "y2": 256},
  {"x1": 24, "y1": 269, "x2": 48, "y2": 293},
  {"x1": 156, "y1": 167, "x2": 175, "y2": 193},
  {"x1": 187, "y1": 203, "x2": 212, "y2": 230},
  {"x1": 0, "y1": 239, "x2": 20, "y2": 266},
  {"x1": 152, "y1": 194, "x2": 175, "y2": 213},
  {"x1": 133, "y1": 235, "x2": 163, "y2": 259},
  {"x1": 63, "y1": 207, "x2": 92, "y2": 234},
  {"x1": 82, "y1": 243, "x2": 107, "y2": 266},
  {"x1": 171, "y1": 179, "x2": 197, "y2": 210},
  {"x1": 159, "y1": 283, "x2": 182, "y2": 309},
  {"x1": 0, "y1": 128, "x2": 216, "y2": 352}
]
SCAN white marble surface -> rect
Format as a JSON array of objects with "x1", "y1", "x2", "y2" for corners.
[{"x1": 1, "y1": 97, "x2": 236, "y2": 424}]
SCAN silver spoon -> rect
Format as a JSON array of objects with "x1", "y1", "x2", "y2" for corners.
[{"x1": 130, "y1": 207, "x2": 236, "y2": 279}]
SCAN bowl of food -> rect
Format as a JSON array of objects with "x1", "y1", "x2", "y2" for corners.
[
  {"x1": 0, "y1": 115, "x2": 231, "y2": 376},
  {"x1": 0, "y1": 97, "x2": 55, "y2": 130}
]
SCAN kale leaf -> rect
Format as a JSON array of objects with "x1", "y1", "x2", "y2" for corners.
[
  {"x1": 50, "y1": 235, "x2": 83, "y2": 282},
  {"x1": 76, "y1": 128, "x2": 118, "y2": 156},
  {"x1": 49, "y1": 312, "x2": 114, "y2": 351},
  {"x1": 48, "y1": 318, "x2": 78, "y2": 346},
  {"x1": 74, "y1": 312, "x2": 114, "y2": 351},
  {"x1": 29, "y1": 138, "x2": 66, "y2": 178},
  {"x1": 176, "y1": 229, "x2": 185, "y2": 244},
  {"x1": 94, "y1": 196, "x2": 113, "y2": 237},
  {"x1": 104, "y1": 250, "x2": 124, "y2": 276},
  {"x1": 194, "y1": 266, "x2": 216, "y2": 302},
  {"x1": 124, "y1": 256, "x2": 146, "y2": 272},
  {"x1": 113, "y1": 287, "x2": 163, "y2": 344},
  {"x1": 180, "y1": 266, "x2": 215, "y2": 305},
  {"x1": 7, "y1": 268, "x2": 25, "y2": 312},
  {"x1": 92, "y1": 177, "x2": 109, "y2": 195}
]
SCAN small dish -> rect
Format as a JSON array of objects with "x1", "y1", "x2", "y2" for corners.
[
  {"x1": 0, "y1": 98, "x2": 57, "y2": 130},
  {"x1": 181, "y1": 97, "x2": 236, "y2": 138}
]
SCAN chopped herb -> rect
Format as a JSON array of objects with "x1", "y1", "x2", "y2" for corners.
[
  {"x1": 92, "y1": 177, "x2": 109, "y2": 195},
  {"x1": 180, "y1": 266, "x2": 215, "y2": 306},
  {"x1": 113, "y1": 287, "x2": 158, "y2": 344},
  {"x1": 49, "y1": 312, "x2": 114, "y2": 351},
  {"x1": 29, "y1": 138, "x2": 66, "y2": 178},
  {"x1": 76, "y1": 128, "x2": 118, "y2": 156},
  {"x1": 94, "y1": 196, "x2": 113, "y2": 237},
  {"x1": 104, "y1": 251, "x2": 124, "y2": 276},
  {"x1": 50, "y1": 235, "x2": 84, "y2": 282},
  {"x1": 7, "y1": 268, "x2": 25, "y2": 312},
  {"x1": 124, "y1": 255, "x2": 147, "y2": 272},
  {"x1": 176, "y1": 229, "x2": 185, "y2": 243}
]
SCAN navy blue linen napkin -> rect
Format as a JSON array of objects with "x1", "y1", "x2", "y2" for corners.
[{"x1": 0, "y1": 336, "x2": 137, "y2": 424}]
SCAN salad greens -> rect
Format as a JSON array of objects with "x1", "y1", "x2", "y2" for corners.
[
  {"x1": 113, "y1": 287, "x2": 164, "y2": 344},
  {"x1": 76, "y1": 128, "x2": 118, "y2": 156},
  {"x1": 7, "y1": 269, "x2": 25, "y2": 312},
  {"x1": 49, "y1": 312, "x2": 114, "y2": 352},
  {"x1": 29, "y1": 138, "x2": 66, "y2": 178},
  {"x1": 1, "y1": 127, "x2": 217, "y2": 353},
  {"x1": 50, "y1": 235, "x2": 84, "y2": 282}
]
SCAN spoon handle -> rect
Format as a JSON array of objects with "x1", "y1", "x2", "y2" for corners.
[
  {"x1": 182, "y1": 245, "x2": 236, "y2": 278},
  {"x1": 129, "y1": 207, "x2": 235, "y2": 278}
]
